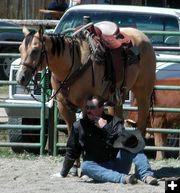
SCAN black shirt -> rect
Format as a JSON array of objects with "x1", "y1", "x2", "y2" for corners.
[{"x1": 61, "y1": 113, "x2": 124, "y2": 176}]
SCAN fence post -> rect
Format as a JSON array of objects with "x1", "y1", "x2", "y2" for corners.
[
  {"x1": 53, "y1": 102, "x2": 58, "y2": 156},
  {"x1": 40, "y1": 69, "x2": 46, "y2": 155}
]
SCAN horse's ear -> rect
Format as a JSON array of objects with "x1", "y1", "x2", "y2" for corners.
[
  {"x1": 22, "y1": 26, "x2": 30, "y2": 36},
  {"x1": 38, "y1": 25, "x2": 44, "y2": 38}
]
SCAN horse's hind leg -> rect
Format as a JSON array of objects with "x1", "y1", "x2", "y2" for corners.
[{"x1": 135, "y1": 91, "x2": 152, "y2": 137}]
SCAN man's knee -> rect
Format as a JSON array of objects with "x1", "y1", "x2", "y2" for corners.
[{"x1": 81, "y1": 161, "x2": 92, "y2": 174}]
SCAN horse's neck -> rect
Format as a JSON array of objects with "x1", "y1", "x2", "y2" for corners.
[
  {"x1": 45, "y1": 36, "x2": 89, "y2": 81},
  {"x1": 45, "y1": 38, "x2": 72, "y2": 81}
]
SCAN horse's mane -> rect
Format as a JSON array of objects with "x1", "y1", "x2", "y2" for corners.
[
  {"x1": 48, "y1": 34, "x2": 81, "y2": 59},
  {"x1": 49, "y1": 35, "x2": 65, "y2": 56}
]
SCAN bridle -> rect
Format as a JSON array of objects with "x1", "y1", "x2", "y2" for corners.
[
  {"x1": 21, "y1": 35, "x2": 48, "y2": 75},
  {"x1": 20, "y1": 29, "x2": 50, "y2": 101}
]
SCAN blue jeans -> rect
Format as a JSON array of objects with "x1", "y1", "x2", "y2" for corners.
[{"x1": 81, "y1": 150, "x2": 154, "y2": 184}]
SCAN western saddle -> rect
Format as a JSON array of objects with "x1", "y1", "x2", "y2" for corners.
[{"x1": 81, "y1": 17, "x2": 140, "y2": 103}]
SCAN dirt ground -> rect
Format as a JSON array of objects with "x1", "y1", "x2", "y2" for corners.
[{"x1": 0, "y1": 156, "x2": 180, "y2": 193}]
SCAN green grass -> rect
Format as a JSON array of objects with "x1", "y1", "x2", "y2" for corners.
[
  {"x1": 0, "y1": 148, "x2": 40, "y2": 159},
  {"x1": 0, "y1": 147, "x2": 64, "y2": 163}
]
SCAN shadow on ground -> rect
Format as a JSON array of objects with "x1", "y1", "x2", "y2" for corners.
[{"x1": 154, "y1": 167, "x2": 180, "y2": 179}]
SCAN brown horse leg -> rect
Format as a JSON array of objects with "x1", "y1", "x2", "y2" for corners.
[
  {"x1": 154, "y1": 132, "x2": 167, "y2": 160},
  {"x1": 56, "y1": 101, "x2": 76, "y2": 135},
  {"x1": 135, "y1": 92, "x2": 152, "y2": 137},
  {"x1": 152, "y1": 115, "x2": 167, "y2": 160}
]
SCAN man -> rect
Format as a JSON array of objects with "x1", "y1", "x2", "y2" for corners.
[
  {"x1": 60, "y1": 95, "x2": 158, "y2": 185},
  {"x1": 45, "y1": 0, "x2": 68, "y2": 19}
]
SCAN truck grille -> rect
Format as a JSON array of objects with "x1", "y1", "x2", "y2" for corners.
[{"x1": 11, "y1": 69, "x2": 50, "y2": 99}]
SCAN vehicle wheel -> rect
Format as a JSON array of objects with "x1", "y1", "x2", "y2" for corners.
[
  {"x1": 8, "y1": 118, "x2": 24, "y2": 153},
  {"x1": 8, "y1": 118, "x2": 47, "y2": 154},
  {"x1": 21, "y1": 118, "x2": 48, "y2": 154},
  {"x1": 0, "y1": 47, "x2": 18, "y2": 80}
]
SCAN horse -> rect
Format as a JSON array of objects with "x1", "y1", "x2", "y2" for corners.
[
  {"x1": 16, "y1": 23, "x2": 156, "y2": 167},
  {"x1": 128, "y1": 78, "x2": 180, "y2": 160}
]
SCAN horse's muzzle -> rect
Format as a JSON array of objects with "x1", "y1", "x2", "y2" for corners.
[{"x1": 16, "y1": 64, "x2": 32, "y2": 86}]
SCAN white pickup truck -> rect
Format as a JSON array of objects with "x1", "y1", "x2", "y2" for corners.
[{"x1": 5, "y1": 4, "x2": 180, "y2": 153}]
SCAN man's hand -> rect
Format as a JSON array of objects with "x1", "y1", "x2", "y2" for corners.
[{"x1": 94, "y1": 117, "x2": 107, "y2": 128}]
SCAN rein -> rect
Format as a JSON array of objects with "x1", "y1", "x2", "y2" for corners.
[{"x1": 52, "y1": 55, "x2": 93, "y2": 98}]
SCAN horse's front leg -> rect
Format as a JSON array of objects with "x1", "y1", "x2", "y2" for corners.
[{"x1": 56, "y1": 100, "x2": 76, "y2": 136}]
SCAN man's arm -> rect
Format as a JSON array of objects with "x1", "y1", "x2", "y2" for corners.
[
  {"x1": 98, "y1": 115, "x2": 124, "y2": 136},
  {"x1": 60, "y1": 122, "x2": 81, "y2": 177},
  {"x1": 96, "y1": 115, "x2": 125, "y2": 145}
]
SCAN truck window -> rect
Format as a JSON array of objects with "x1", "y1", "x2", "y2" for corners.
[{"x1": 55, "y1": 10, "x2": 179, "y2": 46}]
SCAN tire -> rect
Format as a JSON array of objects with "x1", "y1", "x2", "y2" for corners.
[
  {"x1": 8, "y1": 118, "x2": 24, "y2": 153},
  {"x1": 8, "y1": 118, "x2": 47, "y2": 154},
  {"x1": 0, "y1": 46, "x2": 18, "y2": 80}
]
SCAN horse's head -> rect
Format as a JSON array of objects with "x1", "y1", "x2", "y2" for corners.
[{"x1": 16, "y1": 26, "x2": 46, "y2": 86}]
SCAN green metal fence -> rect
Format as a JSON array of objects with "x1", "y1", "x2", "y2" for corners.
[{"x1": 0, "y1": 70, "x2": 47, "y2": 155}]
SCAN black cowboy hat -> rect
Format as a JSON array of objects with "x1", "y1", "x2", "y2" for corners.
[{"x1": 113, "y1": 129, "x2": 145, "y2": 153}]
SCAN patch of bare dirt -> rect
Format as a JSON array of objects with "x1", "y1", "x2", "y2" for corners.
[{"x1": 0, "y1": 156, "x2": 180, "y2": 193}]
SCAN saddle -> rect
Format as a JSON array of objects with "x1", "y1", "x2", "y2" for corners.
[
  {"x1": 94, "y1": 21, "x2": 131, "y2": 49},
  {"x1": 83, "y1": 20, "x2": 140, "y2": 103},
  {"x1": 87, "y1": 21, "x2": 139, "y2": 83}
]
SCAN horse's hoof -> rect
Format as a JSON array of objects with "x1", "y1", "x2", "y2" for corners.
[{"x1": 69, "y1": 166, "x2": 78, "y2": 176}]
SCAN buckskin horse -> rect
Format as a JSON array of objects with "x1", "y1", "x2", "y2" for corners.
[{"x1": 16, "y1": 21, "x2": 156, "y2": 167}]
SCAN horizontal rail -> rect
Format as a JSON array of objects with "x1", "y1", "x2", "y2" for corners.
[
  {"x1": 0, "y1": 103, "x2": 41, "y2": 108},
  {"x1": 123, "y1": 106, "x2": 180, "y2": 113},
  {"x1": 0, "y1": 53, "x2": 20, "y2": 57},
  {"x1": 0, "y1": 142, "x2": 41, "y2": 148},
  {"x1": 0, "y1": 80, "x2": 36, "y2": 86},
  {"x1": 144, "y1": 30, "x2": 180, "y2": 36},
  {"x1": 154, "y1": 85, "x2": 180, "y2": 90},
  {"x1": 0, "y1": 80, "x2": 17, "y2": 85},
  {"x1": 145, "y1": 146, "x2": 180, "y2": 151},
  {"x1": 156, "y1": 57, "x2": 180, "y2": 63},
  {"x1": 0, "y1": 41, "x2": 21, "y2": 45},
  {"x1": 154, "y1": 46, "x2": 180, "y2": 51},
  {"x1": 56, "y1": 143, "x2": 66, "y2": 147},
  {"x1": 0, "y1": 124, "x2": 41, "y2": 130},
  {"x1": 0, "y1": 19, "x2": 58, "y2": 26},
  {"x1": 146, "y1": 128, "x2": 180, "y2": 134}
]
